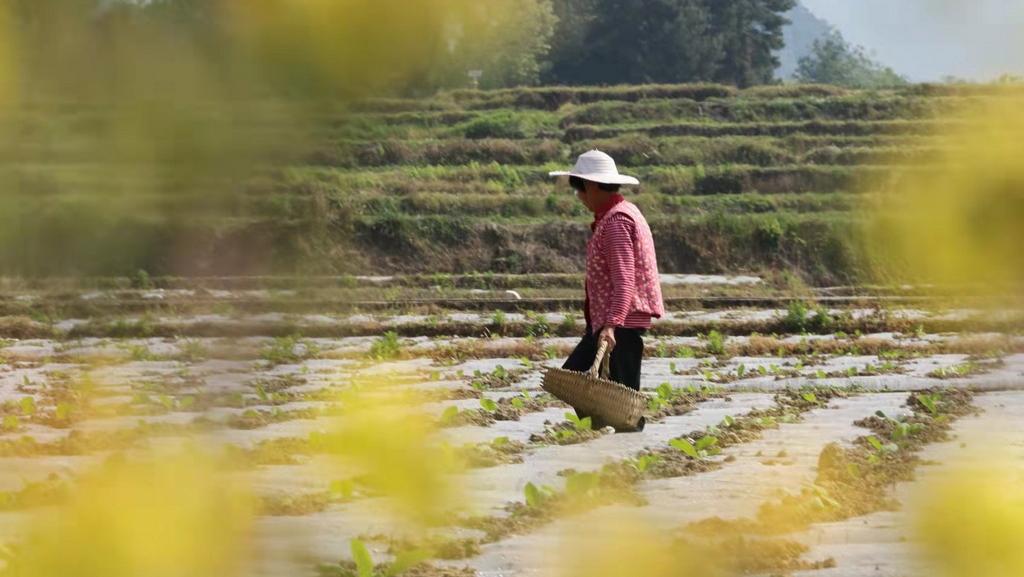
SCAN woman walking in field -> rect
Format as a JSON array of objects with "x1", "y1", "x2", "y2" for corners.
[{"x1": 550, "y1": 150, "x2": 665, "y2": 427}]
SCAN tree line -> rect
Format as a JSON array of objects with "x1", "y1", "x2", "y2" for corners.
[{"x1": 4, "y1": 0, "x2": 809, "y2": 97}]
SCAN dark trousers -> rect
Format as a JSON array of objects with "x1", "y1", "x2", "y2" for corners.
[
  {"x1": 562, "y1": 326, "x2": 646, "y2": 428},
  {"x1": 562, "y1": 326, "x2": 646, "y2": 390}
]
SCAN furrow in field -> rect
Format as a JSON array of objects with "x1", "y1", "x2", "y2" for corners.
[
  {"x1": 788, "y1": 390, "x2": 1024, "y2": 577},
  {"x1": 457, "y1": 393, "x2": 910, "y2": 576},
  {"x1": 462, "y1": 393, "x2": 776, "y2": 514}
]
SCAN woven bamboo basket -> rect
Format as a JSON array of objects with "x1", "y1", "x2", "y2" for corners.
[{"x1": 542, "y1": 340, "x2": 647, "y2": 432}]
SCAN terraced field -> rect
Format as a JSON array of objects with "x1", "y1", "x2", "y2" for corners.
[
  {"x1": 13, "y1": 82, "x2": 1024, "y2": 282},
  {"x1": 1, "y1": 274, "x2": 1021, "y2": 576}
]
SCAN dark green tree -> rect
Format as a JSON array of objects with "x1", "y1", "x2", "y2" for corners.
[
  {"x1": 544, "y1": 0, "x2": 602, "y2": 83},
  {"x1": 795, "y1": 30, "x2": 906, "y2": 88},
  {"x1": 706, "y1": 0, "x2": 794, "y2": 87},
  {"x1": 546, "y1": 0, "x2": 793, "y2": 86}
]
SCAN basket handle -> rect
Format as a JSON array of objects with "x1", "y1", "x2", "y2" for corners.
[{"x1": 588, "y1": 339, "x2": 612, "y2": 379}]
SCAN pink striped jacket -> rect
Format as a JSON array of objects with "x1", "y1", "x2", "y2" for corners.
[{"x1": 586, "y1": 200, "x2": 665, "y2": 333}]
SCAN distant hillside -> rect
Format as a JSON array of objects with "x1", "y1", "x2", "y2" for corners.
[
  {"x1": 776, "y1": 2, "x2": 834, "y2": 80},
  {"x1": 11, "y1": 78, "x2": 1020, "y2": 283}
]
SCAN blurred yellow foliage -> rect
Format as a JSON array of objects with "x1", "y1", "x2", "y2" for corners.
[
  {"x1": 0, "y1": 0, "x2": 538, "y2": 276},
  {"x1": 915, "y1": 465, "x2": 1024, "y2": 577},
  {"x1": 6, "y1": 450, "x2": 254, "y2": 577},
  {"x1": 869, "y1": 98, "x2": 1024, "y2": 289},
  {"x1": 555, "y1": 511, "x2": 711, "y2": 577},
  {"x1": 224, "y1": 0, "x2": 473, "y2": 97},
  {"x1": 319, "y1": 384, "x2": 464, "y2": 526},
  {"x1": 0, "y1": 4, "x2": 15, "y2": 106}
]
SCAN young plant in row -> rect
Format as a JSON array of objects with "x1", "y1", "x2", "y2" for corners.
[
  {"x1": 670, "y1": 435, "x2": 720, "y2": 460},
  {"x1": 323, "y1": 538, "x2": 431, "y2": 577}
]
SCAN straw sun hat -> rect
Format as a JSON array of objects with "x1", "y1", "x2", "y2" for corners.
[{"x1": 549, "y1": 149, "x2": 640, "y2": 186}]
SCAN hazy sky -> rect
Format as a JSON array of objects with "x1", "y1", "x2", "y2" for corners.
[{"x1": 801, "y1": 0, "x2": 1024, "y2": 81}]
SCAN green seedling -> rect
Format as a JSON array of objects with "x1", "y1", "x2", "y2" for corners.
[
  {"x1": 927, "y1": 363, "x2": 977, "y2": 379},
  {"x1": 479, "y1": 398, "x2": 498, "y2": 413},
  {"x1": 670, "y1": 435, "x2": 718, "y2": 460},
  {"x1": 1, "y1": 415, "x2": 18, "y2": 432},
  {"x1": 736, "y1": 363, "x2": 746, "y2": 379},
  {"x1": 801, "y1": 392, "x2": 819, "y2": 404},
  {"x1": 55, "y1": 402, "x2": 73, "y2": 422},
  {"x1": 526, "y1": 314, "x2": 550, "y2": 338},
  {"x1": 865, "y1": 435, "x2": 899, "y2": 463},
  {"x1": 703, "y1": 330, "x2": 726, "y2": 356},
  {"x1": 19, "y1": 397, "x2": 36, "y2": 416},
  {"x1": 866, "y1": 435, "x2": 895, "y2": 453},
  {"x1": 874, "y1": 411, "x2": 924, "y2": 442},
  {"x1": 555, "y1": 429, "x2": 576, "y2": 442},
  {"x1": 630, "y1": 454, "x2": 661, "y2": 474},
  {"x1": 351, "y1": 538, "x2": 375, "y2": 577},
  {"x1": 491, "y1": 436, "x2": 510, "y2": 448},
  {"x1": 892, "y1": 420, "x2": 924, "y2": 441},
  {"x1": 440, "y1": 406, "x2": 460, "y2": 426},
  {"x1": 808, "y1": 483, "x2": 841, "y2": 510},
  {"x1": 491, "y1": 310, "x2": 506, "y2": 327},
  {"x1": 157, "y1": 395, "x2": 175, "y2": 412},
  {"x1": 368, "y1": 331, "x2": 402, "y2": 360},
  {"x1": 676, "y1": 346, "x2": 696, "y2": 358},
  {"x1": 720, "y1": 415, "x2": 736, "y2": 428},
  {"x1": 349, "y1": 539, "x2": 426, "y2": 577},
  {"x1": 558, "y1": 315, "x2": 577, "y2": 335},
  {"x1": 523, "y1": 482, "x2": 556, "y2": 508},
  {"x1": 671, "y1": 438, "x2": 699, "y2": 459},
  {"x1": 565, "y1": 471, "x2": 600, "y2": 498},
  {"x1": 917, "y1": 393, "x2": 940, "y2": 415},
  {"x1": 648, "y1": 382, "x2": 677, "y2": 412},
  {"x1": 510, "y1": 396, "x2": 526, "y2": 410},
  {"x1": 565, "y1": 412, "x2": 592, "y2": 432},
  {"x1": 695, "y1": 435, "x2": 719, "y2": 453}
]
